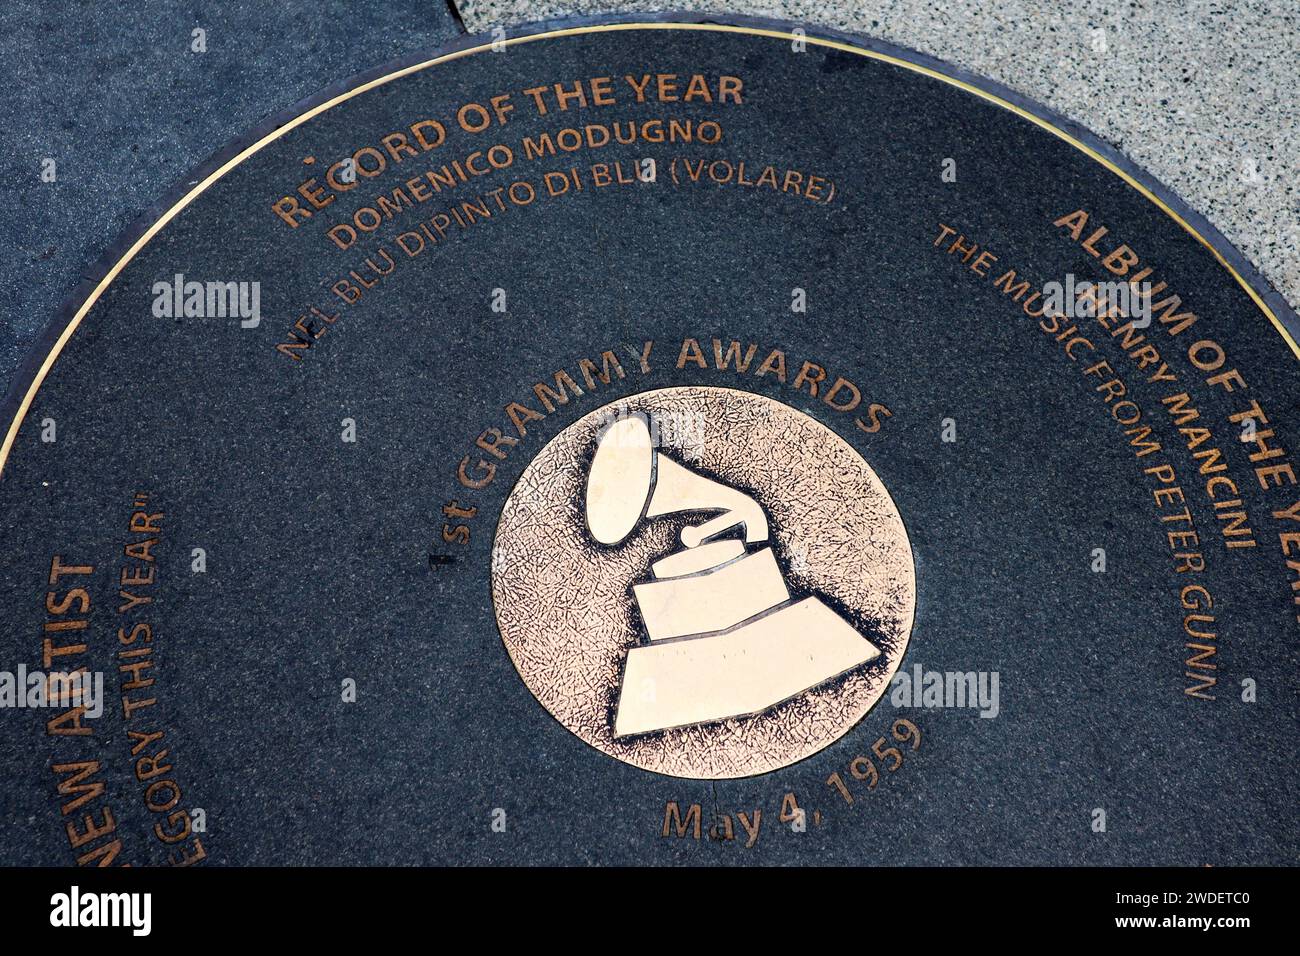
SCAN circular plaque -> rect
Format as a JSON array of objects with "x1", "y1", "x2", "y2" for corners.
[{"x1": 0, "y1": 17, "x2": 1294, "y2": 865}]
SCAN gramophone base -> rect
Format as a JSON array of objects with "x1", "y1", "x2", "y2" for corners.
[{"x1": 613, "y1": 597, "x2": 881, "y2": 738}]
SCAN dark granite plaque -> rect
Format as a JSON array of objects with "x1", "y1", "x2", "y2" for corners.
[{"x1": 1, "y1": 16, "x2": 1295, "y2": 866}]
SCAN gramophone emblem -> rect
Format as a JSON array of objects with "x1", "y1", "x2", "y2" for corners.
[{"x1": 586, "y1": 413, "x2": 881, "y2": 738}]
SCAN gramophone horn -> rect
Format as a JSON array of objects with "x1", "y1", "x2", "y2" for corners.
[
  {"x1": 585, "y1": 415, "x2": 655, "y2": 545},
  {"x1": 646, "y1": 455, "x2": 768, "y2": 545},
  {"x1": 585, "y1": 412, "x2": 770, "y2": 548}
]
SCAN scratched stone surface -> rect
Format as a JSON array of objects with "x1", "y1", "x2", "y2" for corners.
[{"x1": 0, "y1": 21, "x2": 1296, "y2": 865}]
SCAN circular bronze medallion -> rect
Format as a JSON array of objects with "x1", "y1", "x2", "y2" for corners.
[{"x1": 493, "y1": 386, "x2": 915, "y2": 778}]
